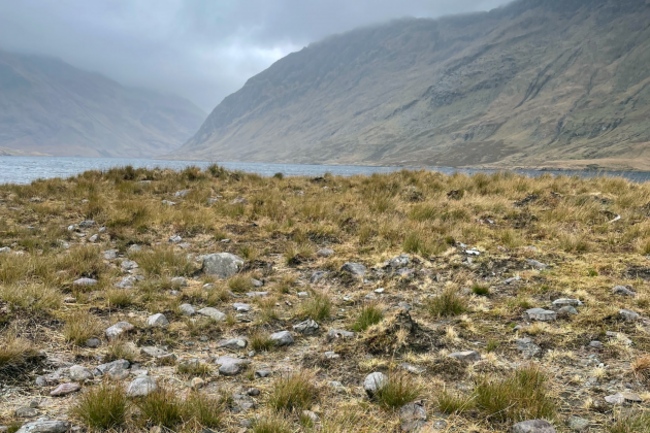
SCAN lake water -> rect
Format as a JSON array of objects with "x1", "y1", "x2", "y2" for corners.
[{"x1": 2, "y1": 156, "x2": 650, "y2": 184}]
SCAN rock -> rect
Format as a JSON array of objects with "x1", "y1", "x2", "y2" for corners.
[
  {"x1": 324, "y1": 351, "x2": 339, "y2": 359},
  {"x1": 341, "y1": 263, "x2": 366, "y2": 277},
  {"x1": 400, "y1": 363, "x2": 426, "y2": 374},
  {"x1": 255, "y1": 370, "x2": 272, "y2": 378},
  {"x1": 557, "y1": 306, "x2": 578, "y2": 316},
  {"x1": 526, "y1": 260, "x2": 548, "y2": 270},
  {"x1": 121, "y1": 260, "x2": 138, "y2": 271},
  {"x1": 395, "y1": 268, "x2": 415, "y2": 278},
  {"x1": 175, "y1": 190, "x2": 190, "y2": 197},
  {"x1": 512, "y1": 420, "x2": 556, "y2": 433},
  {"x1": 171, "y1": 277, "x2": 188, "y2": 288},
  {"x1": 147, "y1": 313, "x2": 169, "y2": 327},
  {"x1": 605, "y1": 392, "x2": 642, "y2": 404},
  {"x1": 15, "y1": 420, "x2": 70, "y2": 433},
  {"x1": 363, "y1": 372, "x2": 388, "y2": 397},
  {"x1": 0, "y1": 247, "x2": 12, "y2": 254},
  {"x1": 86, "y1": 338, "x2": 101, "y2": 348},
  {"x1": 72, "y1": 278, "x2": 97, "y2": 287},
  {"x1": 197, "y1": 307, "x2": 226, "y2": 321},
  {"x1": 190, "y1": 377, "x2": 205, "y2": 389},
  {"x1": 302, "y1": 410, "x2": 320, "y2": 425},
  {"x1": 619, "y1": 309, "x2": 640, "y2": 321},
  {"x1": 310, "y1": 271, "x2": 327, "y2": 284},
  {"x1": 207, "y1": 198, "x2": 219, "y2": 205},
  {"x1": 88, "y1": 234, "x2": 99, "y2": 243},
  {"x1": 317, "y1": 248, "x2": 334, "y2": 258},
  {"x1": 233, "y1": 303, "x2": 252, "y2": 312},
  {"x1": 179, "y1": 304, "x2": 196, "y2": 316},
  {"x1": 385, "y1": 254, "x2": 410, "y2": 269},
  {"x1": 398, "y1": 302, "x2": 412, "y2": 311},
  {"x1": 68, "y1": 365, "x2": 93, "y2": 382},
  {"x1": 297, "y1": 291, "x2": 309, "y2": 298},
  {"x1": 504, "y1": 276, "x2": 522, "y2": 284},
  {"x1": 516, "y1": 338, "x2": 541, "y2": 359},
  {"x1": 251, "y1": 278, "x2": 264, "y2": 287},
  {"x1": 105, "y1": 321, "x2": 134, "y2": 340},
  {"x1": 202, "y1": 253, "x2": 244, "y2": 279},
  {"x1": 326, "y1": 329, "x2": 355, "y2": 342},
  {"x1": 15, "y1": 407, "x2": 38, "y2": 418},
  {"x1": 35, "y1": 373, "x2": 61, "y2": 387},
  {"x1": 162, "y1": 200, "x2": 176, "y2": 206},
  {"x1": 127, "y1": 244, "x2": 141, "y2": 253},
  {"x1": 567, "y1": 416, "x2": 589, "y2": 431},
  {"x1": 399, "y1": 402, "x2": 427, "y2": 432},
  {"x1": 218, "y1": 338, "x2": 248, "y2": 350},
  {"x1": 103, "y1": 249, "x2": 118, "y2": 260},
  {"x1": 140, "y1": 347, "x2": 168, "y2": 358},
  {"x1": 169, "y1": 235, "x2": 182, "y2": 244},
  {"x1": 232, "y1": 196, "x2": 248, "y2": 204},
  {"x1": 94, "y1": 359, "x2": 130, "y2": 376},
  {"x1": 612, "y1": 285, "x2": 635, "y2": 297},
  {"x1": 246, "y1": 291, "x2": 268, "y2": 298},
  {"x1": 50, "y1": 382, "x2": 81, "y2": 396},
  {"x1": 589, "y1": 340, "x2": 603, "y2": 349},
  {"x1": 78, "y1": 220, "x2": 95, "y2": 228},
  {"x1": 127, "y1": 376, "x2": 158, "y2": 397},
  {"x1": 551, "y1": 298, "x2": 582, "y2": 307},
  {"x1": 523, "y1": 308, "x2": 556, "y2": 322},
  {"x1": 448, "y1": 351, "x2": 481, "y2": 362},
  {"x1": 270, "y1": 331, "x2": 294, "y2": 346},
  {"x1": 115, "y1": 276, "x2": 136, "y2": 289},
  {"x1": 293, "y1": 319, "x2": 319, "y2": 335},
  {"x1": 219, "y1": 363, "x2": 241, "y2": 376}
]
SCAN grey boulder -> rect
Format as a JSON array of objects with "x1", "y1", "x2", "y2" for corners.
[
  {"x1": 105, "y1": 322, "x2": 134, "y2": 340},
  {"x1": 270, "y1": 331, "x2": 294, "y2": 346},
  {"x1": 341, "y1": 263, "x2": 366, "y2": 277},
  {"x1": 448, "y1": 351, "x2": 481, "y2": 362},
  {"x1": 399, "y1": 402, "x2": 427, "y2": 432},
  {"x1": 293, "y1": 319, "x2": 319, "y2": 335},
  {"x1": 363, "y1": 372, "x2": 388, "y2": 397},
  {"x1": 202, "y1": 253, "x2": 244, "y2": 279},
  {"x1": 512, "y1": 420, "x2": 556, "y2": 433},
  {"x1": 197, "y1": 307, "x2": 226, "y2": 321},
  {"x1": 523, "y1": 308, "x2": 556, "y2": 322},
  {"x1": 16, "y1": 420, "x2": 70, "y2": 433},
  {"x1": 68, "y1": 365, "x2": 93, "y2": 382},
  {"x1": 127, "y1": 376, "x2": 158, "y2": 397}
]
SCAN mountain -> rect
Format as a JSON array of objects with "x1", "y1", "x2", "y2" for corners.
[
  {"x1": 0, "y1": 51, "x2": 206, "y2": 158},
  {"x1": 175, "y1": 0, "x2": 650, "y2": 170}
]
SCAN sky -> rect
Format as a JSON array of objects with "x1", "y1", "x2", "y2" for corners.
[{"x1": 0, "y1": 0, "x2": 508, "y2": 113}]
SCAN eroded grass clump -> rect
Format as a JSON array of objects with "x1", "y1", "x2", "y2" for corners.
[
  {"x1": 268, "y1": 372, "x2": 319, "y2": 412},
  {"x1": 0, "y1": 338, "x2": 44, "y2": 379},
  {"x1": 72, "y1": 381, "x2": 129, "y2": 430}
]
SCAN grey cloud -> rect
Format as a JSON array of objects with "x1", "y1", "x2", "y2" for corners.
[{"x1": 0, "y1": 0, "x2": 508, "y2": 112}]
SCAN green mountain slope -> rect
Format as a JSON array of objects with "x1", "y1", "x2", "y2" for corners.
[
  {"x1": 174, "y1": 0, "x2": 650, "y2": 170},
  {"x1": 0, "y1": 52, "x2": 206, "y2": 158}
]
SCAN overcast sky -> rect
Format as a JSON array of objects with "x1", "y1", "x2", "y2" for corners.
[{"x1": 0, "y1": 0, "x2": 508, "y2": 112}]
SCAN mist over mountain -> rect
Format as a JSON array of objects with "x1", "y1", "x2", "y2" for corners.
[
  {"x1": 175, "y1": 0, "x2": 650, "y2": 170},
  {"x1": 0, "y1": 52, "x2": 206, "y2": 158}
]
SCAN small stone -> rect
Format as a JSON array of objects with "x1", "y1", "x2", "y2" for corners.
[
  {"x1": 341, "y1": 263, "x2": 366, "y2": 277},
  {"x1": 121, "y1": 260, "x2": 139, "y2": 271},
  {"x1": 448, "y1": 351, "x2": 481, "y2": 362},
  {"x1": 179, "y1": 304, "x2": 196, "y2": 316},
  {"x1": 197, "y1": 307, "x2": 226, "y2": 321},
  {"x1": 190, "y1": 377, "x2": 205, "y2": 389},
  {"x1": 247, "y1": 387, "x2": 261, "y2": 396},
  {"x1": 202, "y1": 253, "x2": 244, "y2": 279},
  {"x1": 78, "y1": 220, "x2": 95, "y2": 228},
  {"x1": 246, "y1": 291, "x2": 268, "y2": 298},
  {"x1": 127, "y1": 376, "x2": 158, "y2": 397},
  {"x1": 552, "y1": 298, "x2": 582, "y2": 307},
  {"x1": 219, "y1": 363, "x2": 241, "y2": 376},
  {"x1": 207, "y1": 198, "x2": 219, "y2": 205},
  {"x1": 363, "y1": 372, "x2": 388, "y2": 397},
  {"x1": 310, "y1": 271, "x2": 327, "y2": 284},
  {"x1": 115, "y1": 276, "x2": 136, "y2": 289},
  {"x1": 140, "y1": 347, "x2": 168, "y2": 358},
  {"x1": 399, "y1": 363, "x2": 425, "y2": 374},
  {"x1": 15, "y1": 420, "x2": 70, "y2": 433},
  {"x1": 233, "y1": 303, "x2": 252, "y2": 312},
  {"x1": 605, "y1": 392, "x2": 642, "y2": 404},
  {"x1": 215, "y1": 356, "x2": 250, "y2": 366},
  {"x1": 162, "y1": 200, "x2": 176, "y2": 206},
  {"x1": 251, "y1": 278, "x2": 264, "y2": 287},
  {"x1": 523, "y1": 308, "x2": 556, "y2": 322},
  {"x1": 255, "y1": 370, "x2": 272, "y2": 378},
  {"x1": 516, "y1": 338, "x2": 541, "y2": 358},
  {"x1": 302, "y1": 410, "x2": 320, "y2": 425},
  {"x1": 504, "y1": 276, "x2": 522, "y2": 284},
  {"x1": 15, "y1": 407, "x2": 38, "y2": 418},
  {"x1": 365, "y1": 293, "x2": 377, "y2": 300},
  {"x1": 174, "y1": 190, "x2": 190, "y2": 197},
  {"x1": 86, "y1": 338, "x2": 101, "y2": 348},
  {"x1": 567, "y1": 416, "x2": 589, "y2": 431},
  {"x1": 103, "y1": 249, "x2": 118, "y2": 260},
  {"x1": 326, "y1": 329, "x2": 355, "y2": 342},
  {"x1": 0, "y1": 247, "x2": 12, "y2": 254},
  {"x1": 51, "y1": 382, "x2": 81, "y2": 396},
  {"x1": 317, "y1": 248, "x2": 334, "y2": 257},
  {"x1": 293, "y1": 319, "x2": 319, "y2": 335},
  {"x1": 297, "y1": 291, "x2": 309, "y2": 298},
  {"x1": 169, "y1": 235, "x2": 182, "y2": 244},
  {"x1": 398, "y1": 302, "x2": 412, "y2": 311},
  {"x1": 588, "y1": 341, "x2": 603, "y2": 349},
  {"x1": 605, "y1": 393, "x2": 625, "y2": 404},
  {"x1": 526, "y1": 260, "x2": 548, "y2": 270},
  {"x1": 170, "y1": 277, "x2": 188, "y2": 288},
  {"x1": 375, "y1": 288, "x2": 385, "y2": 294},
  {"x1": 512, "y1": 420, "x2": 556, "y2": 433},
  {"x1": 57, "y1": 240, "x2": 70, "y2": 249},
  {"x1": 68, "y1": 365, "x2": 93, "y2": 382},
  {"x1": 232, "y1": 196, "x2": 248, "y2": 204},
  {"x1": 619, "y1": 309, "x2": 640, "y2": 321},
  {"x1": 557, "y1": 306, "x2": 578, "y2": 316},
  {"x1": 72, "y1": 278, "x2": 97, "y2": 287},
  {"x1": 324, "y1": 351, "x2": 340, "y2": 359},
  {"x1": 612, "y1": 285, "x2": 635, "y2": 297},
  {"x1": 399, "y1": 402, "x2": 427, "y2": 432},
  {"x1": 88, "y1": 234, "x2": 99, "y2": 243},
  {"x1": 218, "y1": 338, "x2": 248, "y2": 350},
  {"x1": 94, "y1": 359, "x2": 130, "y2": 376},
  {"x1": 270, "y1": 331, "x2": 294, "y2": 346},
  {"x1": 147, "y1": 313, "x2": 169, "y2": 327},
  {"x1": 105, "y1": 322, "x2": 134, "y2": 340},
  {"x1": 127, "y1": 244, "x2": 141, "y2": 253}
]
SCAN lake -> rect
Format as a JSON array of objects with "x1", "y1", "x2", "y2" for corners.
[{"x1": 2, "y1": 156, "x2": 650, "y2": 184}]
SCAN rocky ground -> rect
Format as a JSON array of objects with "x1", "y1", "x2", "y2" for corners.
[{"x1": 1, "y1": 166, "x2": 650, "y2": 433}]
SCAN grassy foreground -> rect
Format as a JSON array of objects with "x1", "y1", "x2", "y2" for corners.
[{"x1": 1, "y1": 165, "x2": 650, "y2": 432}]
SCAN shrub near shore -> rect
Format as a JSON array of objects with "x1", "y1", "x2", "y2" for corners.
[{"x1": 1, "y1": 165, "x2": 650, "y2": 432}]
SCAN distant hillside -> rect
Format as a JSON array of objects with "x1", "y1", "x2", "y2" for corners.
[
  {"x1": 174, "y1": 0, "x2": 650, "y2": 170},
  {"x1": 0, "y1": 52, "x2": 206, "y2": 158}
]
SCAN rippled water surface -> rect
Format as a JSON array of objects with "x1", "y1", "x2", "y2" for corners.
[{"x1": 2, "y1": 156, "x2": 650, "y2": 184}]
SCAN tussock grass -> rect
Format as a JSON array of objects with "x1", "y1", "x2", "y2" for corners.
[
  {"x1": 352, "y1": 304, "x2": 384, "y2": 332},
  {"x1": 427, "y1": 286, "x2": 467, "y2": 318},
  {"x1": 609, "y1": 411, "x2": 650, "y2": 433},
  {"x1": 252, "y1": 412, "x2": 293, "y2": 433},
  {"x1": 182, "y1": 392, "x2": 223, "y2": 428},
  {"x1": 104, "y1": 340, "x2": 138, "y2": 363},
  {"x1": 0, "y1": 337, "x2": 43, "y2": 379},
  {"x1": 438, "y1": 390, "x2": 474, "y2": 414},
  {"x1": 177, "y1": 360, "x2": 212, "y2": 378},
  {"x1": 228, "y1": 274, "x2": 253, "y2": 293},
  {"x1": 71, "y1": 381, "x2": 129, "y2": 430},
  {"x1": 301, "y1": 290, "x2": 332, "y2": 321},
  {"x1": 373, "y1": 373, "x2": 423, "y2": 409},
  {"x1": 63, "y1": 310, "x2": 103, "y2": 345},
  {"x1": 130, "y1": 246, "x2": 195, "y2": 277},
  {"x1": 0, "y1": 283, "x2": 61, "y2": 312},
  {"x1": 136, "y1": 386, "x2": 184, "y2": 428},
  {"x1": 268, "y1": 372, "x2": 319, "y2": 412},
  {"x1": 250, "y1": 331, "x2": 275, "y2": 352}
]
